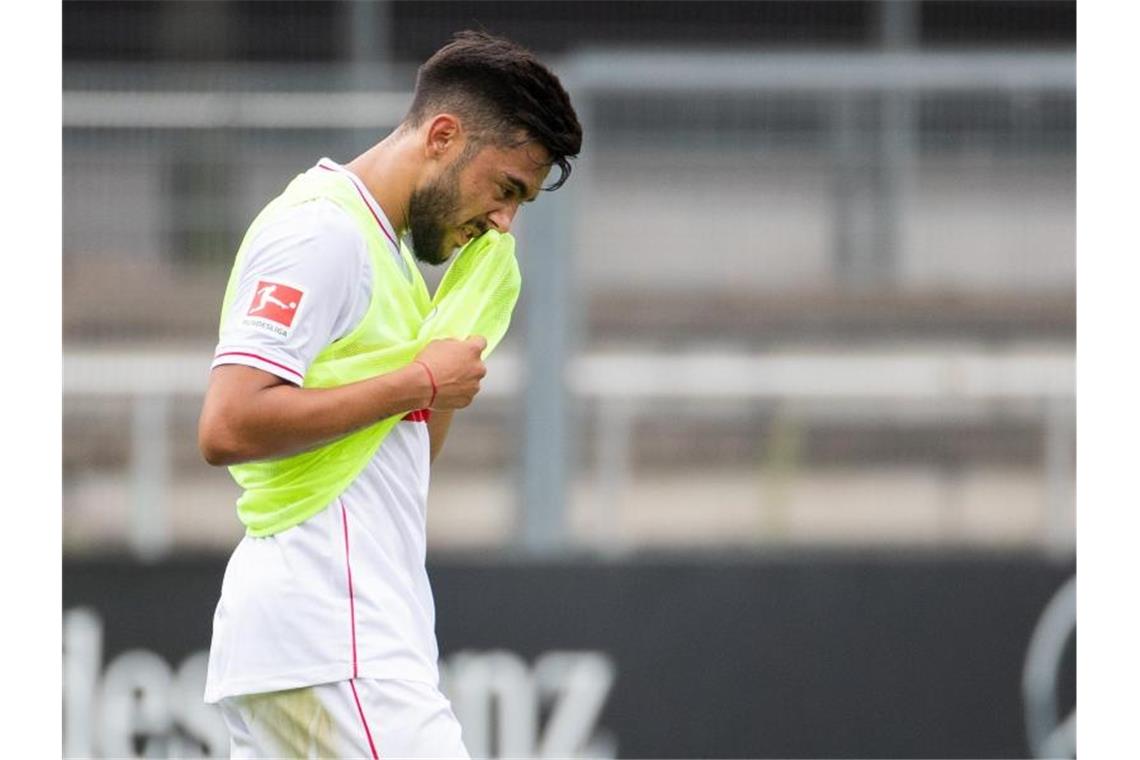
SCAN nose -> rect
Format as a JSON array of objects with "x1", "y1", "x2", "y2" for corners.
[{"x1": 487, "y1": 204, "x2": 519, "y2": 234}]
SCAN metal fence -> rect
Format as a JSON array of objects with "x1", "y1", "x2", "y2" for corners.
[{"x1": 63, "y1": 49, "x2": 1075, "y2": 557}]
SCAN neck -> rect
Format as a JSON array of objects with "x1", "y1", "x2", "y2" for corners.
[{"x1": 345, "y1": 128, "x2": 419, "y2": 235}]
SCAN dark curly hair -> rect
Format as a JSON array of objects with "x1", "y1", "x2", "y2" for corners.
[{"x1": 405, "y1": 30, "x2": 583, "y2": 191}]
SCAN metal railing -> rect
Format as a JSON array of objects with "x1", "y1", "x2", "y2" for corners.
[
  {"x1": 63, "y1": 49, "x2": 1075, "y2": 555},
  {"x1": 64, "y1": 347, "x2": 1074, "y2": 557},
  {"x1": 517, "y1": 49, "x2": 1074, "y2": 548}
]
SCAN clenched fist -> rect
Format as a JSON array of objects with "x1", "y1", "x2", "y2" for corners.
[{"x1": 413, "y1": 336, "x2": 488, "y2": 409}]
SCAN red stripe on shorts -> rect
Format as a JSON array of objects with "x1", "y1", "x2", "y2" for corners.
[{"x1": 350, "y1": 680, "x2": 380, "y2": 760}]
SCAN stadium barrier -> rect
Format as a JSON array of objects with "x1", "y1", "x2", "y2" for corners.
[{"x1": 64, "y1": 552, "x2": 1074, "y2": 758}]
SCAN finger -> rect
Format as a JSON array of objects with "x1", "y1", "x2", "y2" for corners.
[{"x1": 467, "y1": 335, "x2": 488, "y2": 352}]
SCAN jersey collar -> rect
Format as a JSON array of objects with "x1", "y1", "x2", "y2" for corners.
[{"x1": 315, "y1": 157, "x2": 402, "y2": 260}]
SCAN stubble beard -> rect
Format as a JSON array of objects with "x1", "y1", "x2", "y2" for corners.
[{"x1": 406, "y1": 157, "x2": 466, "y2": 266}]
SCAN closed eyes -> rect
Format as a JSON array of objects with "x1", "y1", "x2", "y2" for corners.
[{"x1": 503, "y1": 174, "x2": 539, "y2": 204}]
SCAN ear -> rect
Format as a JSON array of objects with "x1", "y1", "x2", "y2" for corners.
[{"x1": 424, "y1": 114, "x2": 462, "y2": 159}]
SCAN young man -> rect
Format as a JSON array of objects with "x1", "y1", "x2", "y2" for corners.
[{"x1": 198, "y1": 31, "x2": 581, "y2": 758}]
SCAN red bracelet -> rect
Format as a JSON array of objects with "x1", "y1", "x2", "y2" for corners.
[{"x1": 414, "y1": 360, "x2": 437, "y2": 408}]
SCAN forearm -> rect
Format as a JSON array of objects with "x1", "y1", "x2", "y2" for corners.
[
  {"x1": 427, "y1": 409, "x2": 455, "y2": 463},
  {"x1": 201, "y1": 364, "x2": 431, "y2": 465}
]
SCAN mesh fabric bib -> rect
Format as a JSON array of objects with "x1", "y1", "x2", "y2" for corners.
[{"x1": 218, "y1": 167, "x2": 520, "y2": 536}]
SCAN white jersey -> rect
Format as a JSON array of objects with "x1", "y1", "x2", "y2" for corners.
[{"x1": 204, "y1": 159, "x2": 440, "y2": 703}]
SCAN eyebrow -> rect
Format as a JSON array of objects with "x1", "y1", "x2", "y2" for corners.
[{"x1": 504, "y1": 173, "x2": 538, "y2": 203}]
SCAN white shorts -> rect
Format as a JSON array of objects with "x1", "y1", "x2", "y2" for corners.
[{"x1": 218, "y1": 678, "x2": 469, "y2": 759}]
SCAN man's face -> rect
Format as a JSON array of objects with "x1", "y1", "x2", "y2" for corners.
[{"x1": 407, "y1": 137, "x2": 552, "y2": 265}]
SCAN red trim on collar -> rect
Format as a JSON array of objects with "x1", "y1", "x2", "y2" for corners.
[{"x1": 317, "y1": 162, "x2": 399, "y2": 251}]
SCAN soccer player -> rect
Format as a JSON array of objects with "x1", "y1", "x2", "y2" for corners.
[{"x1": 197, "y1": 31, "x2": 581, "y2": 758}]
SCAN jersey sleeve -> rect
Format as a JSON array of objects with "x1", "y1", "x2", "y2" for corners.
[{"x1": 212, "y1": 199, "x2": 372, "y2": 384}]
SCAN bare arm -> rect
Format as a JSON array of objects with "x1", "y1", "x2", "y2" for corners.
[
  {"x1": 427, "y1": 410, "x2": 455, "y2": 464},
  {"x1": 198, "y1": 363, "x2": 428, "y2": 465},
  {"x1": 198, "y1": 336, "x2": 487, "y2": 466}
]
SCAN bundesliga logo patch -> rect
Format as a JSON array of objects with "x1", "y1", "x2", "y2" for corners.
[{"x1": 247, "y1": 281, "x2": 304, "y2": 328}]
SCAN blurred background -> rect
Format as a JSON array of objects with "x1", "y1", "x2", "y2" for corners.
[{"x1": 62, "y1": 1, "x2": 1075, "y2": 758}]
